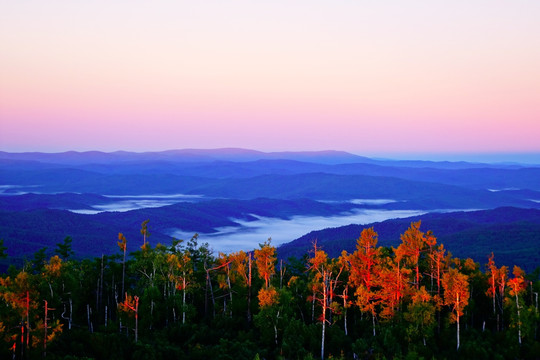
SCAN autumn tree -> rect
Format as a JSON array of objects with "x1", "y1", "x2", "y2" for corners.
[
  {"x1": 42, "y1": 255, "x2": 63, "y2": 300},
  {"x1": 336, "y1": 250, "x2": 351, "y2": 335},
  {"x1": 430, "y1": 244, "x2": 447, "y2": 297},
  {"x1": 442, "y1": 268, "x2": 470, "y2": 350},
  {"x1": 308, "y1": 243, "x2": 339, "y2": 360},
  {"x1": 347, "y1": 227, "x2": 381, "y2": 337},
  {"x1": 507, "y1": 265, "x2": 527, "y2": 345},
  {"x1": 486, "y1": 252, "x2": 497, "y2": 316},
  {"x1": 131, "y1": 242, "x2": 167, "y2": 330},
  {"x1": 118, "y1": 293, "x2": 139, "y2": 342},
  {"x1": 0, "y1": 271, "x2": 38, "y2": 358},
  {"x1": 167, "y1": 240, "x2": 193, "y2": 324},
  {"x1": 379, "y1": 256, "x2": 409, "y2": 319},
  {"x1": 254, "y1": 238, "x2": 276, "y2": 290},
  {"x1": 229, "y1": 250, "x2": 253, "y2": 322},
  {"x1": 399, "y1": 221, "x2": 427, "y2": 289},
  {"x1": 498, "y1": 265, "x2": 509, "y2": 331},
  {"x1": 255, "y1": 286, "x2": 295, "y2": 352},
  {"x1": 389, "y1": 245, "x2": 412, "y2": 312},
  {"x1": 424, "y1": 230, "x2": 437, "y2": 291},
  {"x1": 214, "y1": 252, "x2": 233, "y2": 317},
  {"x1": 118, "y1": 233, "x2": 127, "y2": 302},
  {"x1": 140, "y1": 219, "x2": 150, "y2": 250}
]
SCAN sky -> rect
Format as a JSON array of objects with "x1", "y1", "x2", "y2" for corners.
[{"x1": 1, "y1": 1, "x2": 539, "y2": 161}]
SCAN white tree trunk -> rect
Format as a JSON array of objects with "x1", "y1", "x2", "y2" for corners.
[
  {"x1": 456, "y1": 293, "x2": 460, "y2": 350},
  {"x1": 182, "y1": 277, "x2": 186, "y2": 324},
  {"x1": 516, "y1": 292, "x2": 522, "y2": 345},
  {"x1": 321, "y1": 318, "x2": 326, "y2": 360}
]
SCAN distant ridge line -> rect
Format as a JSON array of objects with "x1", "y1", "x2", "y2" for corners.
[{"x1": 0, "y1": 148, "x2": 538, "y2": 167}]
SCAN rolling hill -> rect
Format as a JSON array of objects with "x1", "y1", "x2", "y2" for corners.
[{"x1": 278, "y1": 207, "x2": 540, "y2": 271}]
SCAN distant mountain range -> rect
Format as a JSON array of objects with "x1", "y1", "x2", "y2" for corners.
[
  {"x1": 0, "y1": 149, "x2": 371, "y2": 165},
  {"x1": 1, "y1": 148, "x2": 539, "y2": 271},
  {"x1": 2, "y1": 148, "x2": 537, "y2": 167}
]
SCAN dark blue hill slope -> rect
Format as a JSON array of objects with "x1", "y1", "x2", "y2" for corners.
[{"x1": 278, "y1": 207, "x2": 540, "y2": 272}]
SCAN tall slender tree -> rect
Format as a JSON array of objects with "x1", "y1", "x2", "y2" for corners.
[
  {"x1": 347, "y1": 227, "x2": 381, "y2": 337},
  {"x1": 230, "y1": 250, "x2": 253, "y2": 322},
  {"x1": 507, "y1": 265, "x2": 527, "y2": 345},
  {"x1": 140, "y1": 220, "x2": 150, "y2": 250},
  {"x1": 117, "y1": 233, "x2": 127, "y2": 302},
  {"x1": 442, "y1": 268, "x2": 470, "y2": 350},
  {"x1": 308, "y1": 243, "x2": 330, "y2": 360},
  {"x1": 486, "y1": 252, "x2": 497, "y2": 316},
  {"x1": 399, "y1": 221, "x2": 427, "y2": 289},
  {"x1": 254, "y1": 239, "x2": 276, "y2": 289}
]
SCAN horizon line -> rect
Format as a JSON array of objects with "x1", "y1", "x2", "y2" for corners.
[{"x1": 1, "y1": 147, "x2": 540, "y2": 165}]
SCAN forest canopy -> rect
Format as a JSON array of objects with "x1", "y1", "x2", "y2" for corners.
[{"x1": 0, "y1": 220, "x2": 539, "y2": 360}]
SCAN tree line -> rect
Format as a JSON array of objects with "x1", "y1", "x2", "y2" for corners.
[{"x1": 0, "y1": 220, "x2": 539, "y2": 359}]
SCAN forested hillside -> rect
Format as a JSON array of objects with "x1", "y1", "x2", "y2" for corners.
[
  {"x1": 1, "y1": 220, "x2": 539, "y2": 359},
  {"x1": 279, "y1": 207, "x2": 540, "y2": 272}
]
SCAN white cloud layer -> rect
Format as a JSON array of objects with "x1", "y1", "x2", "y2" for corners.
[{"x1": 169, "y1": 209, "x2": 426, "y2": 254}]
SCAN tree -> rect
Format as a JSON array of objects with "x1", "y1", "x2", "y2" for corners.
[
  {"x1": 347, "y1": 227, "x2": 381, "y2": 337},
  {"x1": 255, "y1": 286, "x2": 292, "y2": 351},
  {"x1": 486, "y1": 252, "x2": 497, "y2": 315},
  {"x1": 498, "y1": 265, "x2": 509, "y2": 331},
  {"x1": 0, "y1": 239, "x2": 8, "y2": 259},
  {"x1": 0, "y1": 271, "x2": 36, "y2": 358},
  {"x1": 399, "y1": 221, "x2": 427, "y2": 289},
  {"x1": 119, "y1": 293, "x2": 139, "y2": 342},
  {"x1": 254, "y1": 239, "x2": 276, "y2": 289},
  {"x1": 390, "y1": 244, "x2": 412, "y2": 312},
  {"x1": 140, "y1": 219, "x2": 150, "y2": 250},
  {"x1": 229, "y1": 250, "x2": 253, "y2": 322},
  {"x1": 404, "y1": 286, "x2": 436, "y2": 347},
  {"x1": 507, "y1": 265, "x2": 527, "y2": 345},
  {"x1": 117, "y1": 233, "x2": 127, "y2": 302},
  {"x1": 308, "y1": 243, "x2": 331, "y2": 360},
  {"x1": 214, "y1": 252, "x2": 233, "y2": 317},
  {"x1": 131, "y1": 242, "x2": 166, "y2": 330},
  {"x1": 55, "y1": 236, "x2": 74, "y2": 260},
  {"x1": 431, "y1": 244, "x2": 447, "y2": 297},
  {"x1": 166, "y1": 243, "x2": 193, "y2": 324},
  {"x1": 442, "y1": 268, "x2": 470, "y2": 350},
  {"x1": 336, "y1": 250, "x2": 351, "y2": 335},
  {"x1": 379, "y1": 256, "x2": 408, "y2": 319},
  {"x1": 42, "y1": 255, "x2": 63, "y2": 302},
  {"x1": 423, "y1": 230, "x2": 438, "y2": 292}
]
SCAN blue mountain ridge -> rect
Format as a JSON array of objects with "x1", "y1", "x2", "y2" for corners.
[{"x1": 278, "y1": 207, "x2": 540, "y2": 272}]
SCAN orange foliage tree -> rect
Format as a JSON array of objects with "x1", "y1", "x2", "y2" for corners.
[
  {"x1": 117, "y1": 233, "x2": 127, "y2": 302},
  {"x1": 229, "y1": 250, "x2": 253, "y2": 322},
  {"x1": 442, "y1": 268, "x2": 470, "y2": 350},
  {"x1": 507, "y1": 265, "x2": 527, "y2": 345},
  {"x1": 166, "y1": 247, "x2": 193, "y2": 324},
  {"x1": 347, "y1": 227, "x2": 381, "y2": 337},
  {"x1": 254, "y1": 238, "x2": 276, "y2": 289},
  {"x1": 308, "y1": 243, "x2": 345, "y2": 360},
  {"x1": 118, "y1": 293, "x2": 139, "y2": 342},
  {"x1": 398, "y1": 221, "x2": 427, "y2": 289},
  {"x1": 0, "y1": 271, "x2": 36, "y2": 358}
]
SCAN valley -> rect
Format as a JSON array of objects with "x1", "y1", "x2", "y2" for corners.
[{"x1": 1, "y1": 149, "x2": 539, "y2": 271}]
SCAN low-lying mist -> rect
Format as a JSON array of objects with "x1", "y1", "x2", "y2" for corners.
[{"x1": 169, "y1": 209, "x2": 426, "y2": 253}]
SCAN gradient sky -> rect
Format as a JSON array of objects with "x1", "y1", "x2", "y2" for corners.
[{"x1": 1, "y1": 1, "x2": 539, "y2": 159}]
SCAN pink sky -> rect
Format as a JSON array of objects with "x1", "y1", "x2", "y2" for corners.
[{"x1": 1, "y1": 1, "x2": 539, "y2": 160}]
